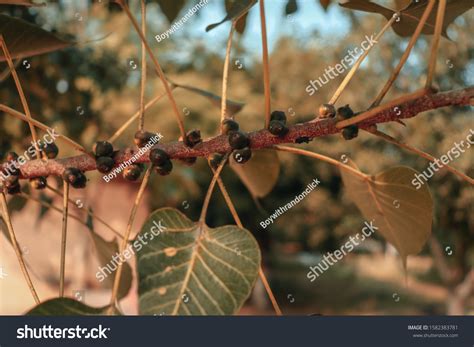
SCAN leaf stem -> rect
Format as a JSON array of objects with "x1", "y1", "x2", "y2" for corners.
[
  {"x1": 0, "y1": 191, "x2": 40, "y2": 304},
  {"x1": 59, "y1": 181, "x2": 69, "y2": 297},
  {"x1": 275, "y1": 145, "x2": 368, "y2": 180},
  {"x1": 139, "y1": 0, "x2": 147, "y2": 131},
  {"x1": 425, "y1": 0, "x2": 446, "y2": 89},
  {"x1": 0, "y1": 36, "x2": 41, "y2": 158},
  {"x1": 259, "y1": 0, "x2": 271, "y2": 128},
  {"x1": 108, "y1": 165, "x2": 152, "y2": 312},
  {"x1": 328, "y1": 13, "x2": 399, "y2": 105},
  {"x1": 371, "y1": 0, "x2": 436, "y2": 107},
  {"x1": 119, "y1": 1, "x2": 186, "y2": 138},
  {"x1": 220, "y1": 23, "x2": 236, "y2": 131}
]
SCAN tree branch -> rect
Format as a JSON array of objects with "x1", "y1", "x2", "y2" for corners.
[{"x1": 3, "y1": 87, "x2": 472, "y2": 180}]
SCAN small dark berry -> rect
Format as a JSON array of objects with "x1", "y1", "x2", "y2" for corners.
[
  {"x1": 270, "y1": 110, "x2": 287, "y2": 123},
  {"x1": 30, "y1": 177, "x2": 47, "y2": 190},
  {"x1": 336, "y1": 105, "x2": 354, "y2": 121},
  {"x1": 233, "y1": 147, "x2": 252, "y2": 164},
  {"x1": 62, "y1": 168, "x2": 87, "y2": 189},
  {"x1": 134, "y1": 130, "x2": 156, "y2": 148},
  {"x1": 7, "y1": 181, "x2": 21, "y2": 195},
  {"x1": 228, "y1": 130, "x2": 250, "y2": 150},
  {"x1": 93, "y1": 141, "x2": 114, "y2": 157},
  {"x1": 6, "y1": 152, "x2": 18, "y2": 162},
  {"x1": 184, "y1": 129, "x2": 202, "y2": 148},
  {"x1": 268, "y1": 120, "x2": 289, "y2": 137},
  {"x1": 342, "y1": 126, "x2": 359, "y2": 140},
  {"x1": 179, "y1": 157, "x2": 197, "y2": 166},
  {"x1": 149, "y1": 148, "x2": 170, "y2": 166},
  {"x1": 41, "y1": 142, "x2": 59, "y2": 159},
  {"x1": 295, "y1": 136, "x2": 311, "y2": 144},
  {"x1": 123, "y1": 164, "x2": 143, "y2": 181},
  {"x1": 155, "y1": 160, "x2": 173, "y2": 176},
  {"x1": 96, "y1": 156, "x2": 115, "y2": 173},
  {"x1": 209, "y1": 153, "x2": 224, "y2": 170},
  {"x1": 221, "y1": 119, "x2": 239, "y2": 135},
  {"x1": 318, "y1": 104, "x2": 336, "y2": 118}
]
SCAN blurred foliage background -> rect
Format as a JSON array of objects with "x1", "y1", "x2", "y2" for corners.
[{"x1": 0, "y1": 0, "x2": 472, "y2": 315}]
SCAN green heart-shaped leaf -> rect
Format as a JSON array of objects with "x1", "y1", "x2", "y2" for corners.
[
  {"x1": 340, "y1": 162, "x2": 433, "y2": 267},
  {"x1": 27, "y1": 298, "x2": 110, "y2": 315},
  {"x1": 0, "y1": 14, "x2": 72, "y2": 61},
  {"x1": 137, "y1": 208, "x2": 261, "y2": 315}
]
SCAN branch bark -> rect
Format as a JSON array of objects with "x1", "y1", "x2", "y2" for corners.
[{"x1": 2, "y1": 86, "x2": 473, "y2": 180}]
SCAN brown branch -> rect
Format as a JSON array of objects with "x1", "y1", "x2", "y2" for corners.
[{"x1": 3, "y1": 87, "x2": 472, "y2": 180}]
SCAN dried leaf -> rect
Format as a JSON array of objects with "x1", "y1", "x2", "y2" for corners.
[
  {"x1": 154, "y1": 0, "x2": 186, "y2": 23},
  {"x1": 206, "y1": 0, "x2": 257, "y2": 32}
]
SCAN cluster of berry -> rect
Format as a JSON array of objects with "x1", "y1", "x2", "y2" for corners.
[
  {"x1": 319, "y1": 104, "x2": 359, "y2": 140},
  {"x1": 1, "y1": 143, "x2": 59, "y2": 194}
]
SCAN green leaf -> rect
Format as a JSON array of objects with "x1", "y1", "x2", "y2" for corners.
[
  {"x1": 340, "y1": 162, "x2": 433, "y2": 267},
  {"x1": 86, "y1": 210, "x2": 132, "y2": 300},
  {"x1": 206, "y1": 0, "x2": 257, "y2": 32},
  {"x1": 230, "y1": 149, "x2": 280, "y2": 198},
  {"x1": 155, "y1": 0, "x2": 186, "y2": 23},
  {"x1": 136, "y1": 208, "x2": 261, "y2": 315},
  {"x1": 285, "y1": 0, "x2": 298, "y2": 15},
  {"x1": 27, "y1": 298, "x2": 110, "y2": 315},
  {"x1": 225, "y1": 0, "x2": 249, "y2": 34},
  {"x1": 171, "y1": 81, "x2": 245, "y2": 117},
  {"x1": 339, "y1": 0, "x2": 473, "y2": 39},
  {"x1": 0, "y1": 14, "x2": 71, "y2": 62}
]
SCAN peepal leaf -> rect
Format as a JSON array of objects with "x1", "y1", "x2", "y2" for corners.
[
  {"x1": 230, "y1": 149, "x2": 280, "y2": 198},
  {"x1": 206, "y1": 0, "x2": 257, "y2": 32},
  {"x1": 172, "y1": 81, "x2": 245, "y2": 116},
  {"x1": 340, "y1": 162, "x2": 433, "y2": 267},
  {"x1": 225, "y1": 0, "x2": 249, "y2": 34},
  {"x1": 137, "y1": 208, "x2": 261, "y2": 315},
  {"x1": 0, "y1": 14, "x2": 71, "y2": 61},
  {"x1": 339, "y1": 0, "x2": 473, "y2": 39},
  {"x1": 86, "y1": 211, "x2": 132, "y2": 300},
  {"x1": 155, "y1": 0, "x2": 186, "y2": 23},
  {"x1": 27, "y1": 298, "x2": 110, "y2": 315}
]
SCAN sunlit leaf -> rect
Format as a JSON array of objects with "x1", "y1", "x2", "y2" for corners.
[
  {"x1": 206, "y1": 0, "x2": 257, "y2": 32},
  {"x1": 86, "y1": 210, "x2": 132, "y2": 300},
  {"x1": 171, "y1": 81, "x2": 245, "y2": 117},
  {"x1": 0, "y1": 14, "x2": 72, "y2": 61},
  {"x1": 285, "y1": 0, "x2": 298, "y2": 15},
  {"x1": 230, "y1": 149, "x2": 280, "y2": 198},
  {"x1": 339, "y1": 0, "x2": 473, "y2": 39},
  {"x1": 27, "y1": 298, "x2": 110, "y2": 315},
  {"x1": 154, "y1": 0, "x2": 186, "y2": 23},
  {"x1": 340, "y1": 161, "x2": 433, "y2": 267},
  {"x1": 137, "y1": 208, "x2": 261, "y2": 315}
]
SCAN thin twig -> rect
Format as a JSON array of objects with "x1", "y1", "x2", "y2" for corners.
[
  {"x1": 199, "y1": 155, "x2": 229, "y2": 223},
  {"x1": 0, "y1": 191, "x2": 40, "y2": 304},
  {"x1": 139, "y1": 0, "x2": 147, "y2": 131},
  {"x1": 108, "y1": 165, "x2": 152, "y2": 312},
  {"x1": 0, "y1": 104, "x2": 88, "y2": 154},
  {"x1": 59, "y1": 182, "x2": 69, "y2": 297},
  {"x1": 425, "y1": 0, "x2": 446, "y2": 89},
  {"x1": 0, "y1": 36, "x2": 41, "y2": 157},
  {"x1": 259, "y1": 0, "x2": 271, "y2": 128},
  {"x1": 365, "y1": 129, "x2": 474, "y2": 184},
  {"x1": 108, "y1": 88, "x2": 172, "y2": 144},
  {"x1": 275, "y1": 145, "x2": 368, "y2": 180},
  {"x1": 371, "y1": 0, "x2": 436, "y2": 107},
  {"x1": 220, "y1": 23, "x2": 236, "y2": 131},
  {"x1": 118, "y1": 1, "x2": 186, "y2": 138},
  {"x1": 329, "y1": 13, "x2": 399, "y2": 105},
  {"x1": 45, "y1": 185, "x2": 126, "y2": 240},
  {"x1": 210, "y1": 164, "x2": 283, "y2": 315}
]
